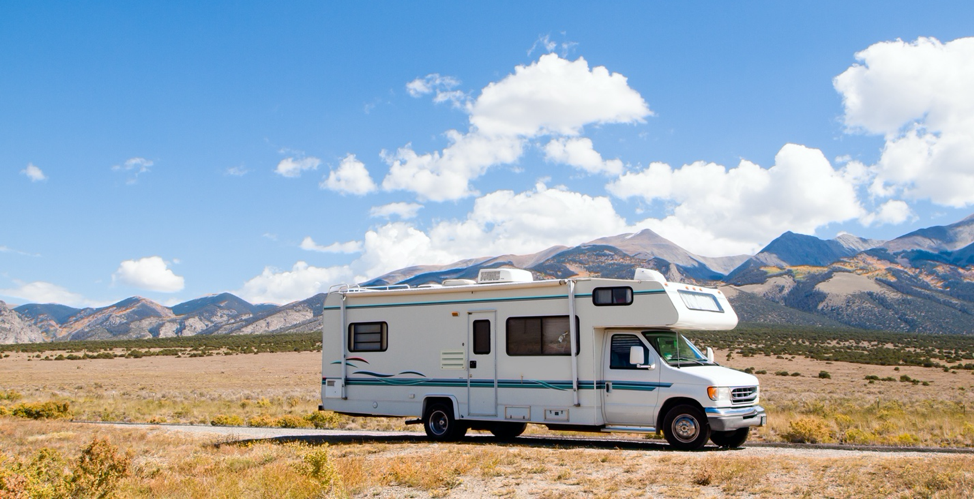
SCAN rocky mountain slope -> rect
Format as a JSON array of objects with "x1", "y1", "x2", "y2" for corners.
[{"x1": 3, "y1": 215, "x2": 973, "y2": 344}]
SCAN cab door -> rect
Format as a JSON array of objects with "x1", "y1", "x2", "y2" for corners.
[
  {"x1": 467, "y1": 311, "x2": 497, "y2": 416},
  {"x1": 602, "y1": 332, "x2": 661, "y2": 426}
]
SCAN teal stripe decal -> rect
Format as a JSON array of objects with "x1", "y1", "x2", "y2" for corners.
[
  {"x1": 328, "y1": 377, "x2": 671, "y2": 392},
  {"x1": 322, "y1": 289, "x2": 665, "y2": 310}
]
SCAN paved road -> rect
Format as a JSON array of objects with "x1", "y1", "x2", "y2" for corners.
[{"x1": 74, "y1": 421, "x2": 974, "y2": 456}]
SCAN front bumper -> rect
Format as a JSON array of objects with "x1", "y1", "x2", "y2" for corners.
[{"x1": 705, "y1": 405, "x2": 766, "y2": 432}]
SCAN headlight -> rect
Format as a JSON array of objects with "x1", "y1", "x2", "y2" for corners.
[{"x1": 707, "y1": 386, "x2": 731, "y2": 401}]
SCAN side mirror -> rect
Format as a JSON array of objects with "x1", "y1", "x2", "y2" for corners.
[
  {"x1": 706, "y1": 347, "x2": 715, "y2": 363},
  {"x1": 630, "y1": 345, "x2": 656, "y2": 370},
  {"x1": 629, "y1": 345, "x2": 644, "y2": 365}
]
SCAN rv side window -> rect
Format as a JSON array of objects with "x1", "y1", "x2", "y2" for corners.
[
  {"x1": 610, "y1": 334, "x2": 647, "y2": 369},
  {"x1": 473, "y1": 320, "x2": 491, "y2": 355},
  {"x1": 678, "y1": 290, "x2": 723, "y2": 312},
  {"x1": 506, "y1": 316, "x2": 579, "y2": 356},
  {"x1": 593, "y1": 287, "x2": 633, "y2": 306},
  {"x1": 348, "y1": 322, "x2": 387, "y2": 352}
]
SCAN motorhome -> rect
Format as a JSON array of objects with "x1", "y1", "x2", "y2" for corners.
[{"x1": 319, "y1": 267, "x2": 765, "y2": 450}]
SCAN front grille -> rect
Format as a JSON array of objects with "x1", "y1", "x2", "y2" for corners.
[{"x1": 732, "y1": 386, "x2": 758, "y2": 404}]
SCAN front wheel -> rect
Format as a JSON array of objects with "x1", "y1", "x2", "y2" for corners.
[
  {"x1": 710, "y1": 427, "x2": 750, "y2": 448},
  {"x1": 662, "y1": 404, "x2": 710, "y2": 450},
  {"x1": 423, "y1": 403, "x2": 466, "y2": 441}
]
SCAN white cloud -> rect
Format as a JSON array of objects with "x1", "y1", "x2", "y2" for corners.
[
  {"x1": 834, "y1": 36, "x2": 974, "y2": 207},
  {"x1": 274, "y1": 156, "x2": 320, "y2": 178},
  {"x1": 381, "y1": 54, "x2": 651, "y2": 201},
  {"x1": 112, "y1": 157, "x2": 153, "y2": 184},
  {"x1": 0, "y1": 281, "x2": 89, "y2": 307},
  {"x1": 406, "y1": 73, "x2": 466, "y2": 108},
  {"x1": 469, "y1": 53, "x2": 651, "y2": 137},
  {"x1": 21, "y1": 163, "x2": 47, "y2": 182},
  {"x1": 225, "y1": 165, "x2": 248, "y2": 176},
  {"x1": 543, "y1": 137, "x2": 624, "y2": 176},
  {"x1": 299, "y1": 236, "x2": 363, "y2": 254},
  {"x1": 321, "y1": 154, "x2": 377, "y2": 195},
  {"x1": 607, "y1": 144, "x2": 864, "y2": 255},
  {"x1": 369, "y1": 202, "x2": 423, "y2": 220},
  {"x1": 0, "y1": 245, "x2": 39, "y2": 257},
  {"x1": 860, "y1": 199, "x2": 913, "y2": 226},
  {"x1": 235, "y1": 261, "x2": 353, "y2": 305},
  {"x1": 113, "y1": 256, "x2": 185, "y2": 293},
  {"x1": 381, "y1": 132, "x2": 523, "y2": 201}
]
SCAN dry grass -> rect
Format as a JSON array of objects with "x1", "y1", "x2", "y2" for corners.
[{"x1": 3, "y1": 419, "x2": 974, "y2": 498}]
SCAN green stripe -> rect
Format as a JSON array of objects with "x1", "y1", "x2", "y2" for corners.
[
  {"x1": 322, "y1": 289, "x2": 666, "y2": 310},
  {"x1": 334, "y1": 377, "x2": 670, "y2": 392}
]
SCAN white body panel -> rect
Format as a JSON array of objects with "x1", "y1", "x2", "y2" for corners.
[{"x1": 320, "y1": 273, "x2": 759, "y2": 432}]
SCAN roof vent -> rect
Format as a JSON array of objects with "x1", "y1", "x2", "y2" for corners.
[
  {"x1": 634, "y1": 268, "x2": 667, "y2": 284},
  {"x1": 442, "y1": 279, "x2": 477, "y2": 287},
  {"x1": 477, "y1": 268, "x2": 534, "y2": 284}
]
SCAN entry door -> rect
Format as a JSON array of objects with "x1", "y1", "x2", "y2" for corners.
[
  {"x1": 467, "y1": 311, "x2": 497, "y2": 416},
  {"x1": 603, "y1": 332, "x2": 661, "y2": 426}
]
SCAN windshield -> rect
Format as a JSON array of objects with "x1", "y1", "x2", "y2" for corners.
[{"x1": 642, "y1": 331, "x2": 711, "y2": 366}]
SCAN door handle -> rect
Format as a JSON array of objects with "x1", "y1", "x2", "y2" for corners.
[{"x1": 606, "y1": 381, "x2": 612, "y2": 393}]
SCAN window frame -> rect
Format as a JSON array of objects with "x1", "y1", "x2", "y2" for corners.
[
  {"x1": 505, "y1": 315, "x2": 580, "y2": 356},
  {"x1": 348, "y1": 321, "x2": 388, "y2": 352},
  {"x1": 609, "y1": 334, "x2": 651, "y2": 370},
  {"x1": 472, "y1": 319, "x2": 491, "y2": 355},
  {"x1": 592, "y1": 286, "x2": 634, "y2": 306}
]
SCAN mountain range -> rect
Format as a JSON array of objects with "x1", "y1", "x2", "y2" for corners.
[{"x1": 2, "y1": 215, "x2": 973, "y2": 344}]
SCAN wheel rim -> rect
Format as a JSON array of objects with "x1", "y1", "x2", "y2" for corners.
[
  {"x1": 672, "y1": 414, "x2": 699, "y2": 443},
  {"x1": 429, "y1": 410, "x2": 449, "y2": 436}
]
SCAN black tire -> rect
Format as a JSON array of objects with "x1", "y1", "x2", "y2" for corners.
[
  {"x1": 710, "y1": 427, "x2": 750, "y2": 449},
  {"x1": 489, "y1": 422, "x2": 526, "y2": 440},
  {"x1": 662, "y1": 404, "x2": 711, "y2": 450},
  {"x1": 423, "y1": 403, "x2": 466, "y2": 441}
]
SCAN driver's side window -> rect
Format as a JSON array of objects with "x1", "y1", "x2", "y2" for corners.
[{"x1": 610, "y1": 334, "x2": 649, "y2": 369}]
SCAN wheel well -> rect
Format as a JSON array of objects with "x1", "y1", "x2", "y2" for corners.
[
  {"x1": 422, "y1": 396, "x2": 457, "y2": 418},
  {"x1": 656, "y1": 397, "x2": 705, "y2": 430}
]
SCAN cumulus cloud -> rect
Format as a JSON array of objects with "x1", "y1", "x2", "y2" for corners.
[
  {"x1": 320, "y1": 154, "x2": 377, "y2": 195},
  {"x1": 299, "y1": 236, "x2": 363, "y2": 254},
  {"x1": 860, "y1": 200, "x2": 913, "y2": 226},
  {"x1": 235, "y1": 261, "x2": 353, "y2": 304},
  {"x1": 544, "y1": 137, "x2": 624, "y2": 175},
  {"x1": 834, "y1": 36, "x2": 974, "y2": 207},
  {"x1": 469, "y1": 53, "x2": 651, "y2": 137},
  {"x1": 369, "y1": 202, "x2": 423, "y2": 219},
  {"x1": 608, "y1": 144, "x2": 864, "y2": 255},
  {"x1": 382, "y1": 54, "x2": 651, "y2": 201},
  {"x1": 113, "y1": 256, "x2": 185, "y2": 293},
  {"x1": 21, "y1": 163, "x2": 47, "y2": 182},
  {"x1": 0, "y1": 281, "x2": 91, "y2": 307},
  {"x1": 274, "y1": 156, "x2": 320, "y2": 178}
]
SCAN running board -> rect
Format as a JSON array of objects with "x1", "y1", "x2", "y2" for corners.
[{"x1": 602, "y1": 425, "x2": 657, "y2": 433}]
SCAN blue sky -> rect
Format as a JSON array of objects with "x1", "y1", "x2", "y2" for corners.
[{"x1": 2, "y1": 2, "x2": 974, "y2": 307}]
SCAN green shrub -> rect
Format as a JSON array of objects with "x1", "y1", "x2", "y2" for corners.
[
  {"x1": 782, "y1": 416, "x2": 833, "y2": 444},
  {"x1": 0, "y1": 389, "x2": 22, "y2": 402},
  {"x1": 305, "y1": 411, "x2": 343, "y2": 429},
  {"x1": 11, "y1": 401, "x2": 71, "y2": 420},
  {"x1": 818, "y1": 371, "x2": 831, "y2": 379},
  {"x1": 276, "y1": 414, "x2": 311, "y2": 429},
  {"x1": 755, "y1": 370, "x2": 767, "y2": 375},
  {"x1": 247, "y1": 414, "x2": 279, "y2": 427},
  {"x1": 210, "y1": 414, "x2": 244, "y2": 426},
  {"x1": 775, "y1": 370, "x2": 790, "y2": 376},
  {"x1": 790, "y1": 372, "x2": 802, "y2": 377},
  {"x1": 70, "y1": 438, "x2": 130, "y2": 498}
]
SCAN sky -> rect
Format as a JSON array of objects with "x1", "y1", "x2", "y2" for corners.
[{"x1": 2, "y1": 2, "x2": 974, "y2": 307}]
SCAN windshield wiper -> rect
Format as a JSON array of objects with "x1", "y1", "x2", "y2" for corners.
[{"x1": 670, "y1": 356, "x2": 709, "y2": 366}]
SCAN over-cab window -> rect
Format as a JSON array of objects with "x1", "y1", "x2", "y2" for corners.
[
  {"x1": 593, "y1": 287, "x2": 633, "y2": 306},
  {"x1": 678, "y1": 290, "x2": 723, "y2": 312},
  {"x1": 348, "y1": 322, "x2": 387, "y2": 352},
  {"x1": 506, "y1": 316, "x2": 579, "y2": 356}
]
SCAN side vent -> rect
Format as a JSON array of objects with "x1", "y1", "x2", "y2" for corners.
[
  {"x1": 477, "y1": 268, "x2": 533, "y2": 284},
  {"x1": 440, "y1": 350, "x2": 466, "y2": 370}
]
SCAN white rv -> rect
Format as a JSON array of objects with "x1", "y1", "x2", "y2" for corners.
[{"x1": 319, "y1": 268, "x2": 765, "y2": 450}]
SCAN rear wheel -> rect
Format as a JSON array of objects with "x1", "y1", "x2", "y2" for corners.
[
  {"x1": 489, "y1": 422, "x2": 526, "y2": 440},
  {"x1": 710, "y1": 427, "x2": 750, "y2": 448},
  {"x1": 423, "y1": 403, "x2": 466, "y2": 441},
  {"x1": 662, "y1": 404, "x2": 710, "y2": 450}
]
